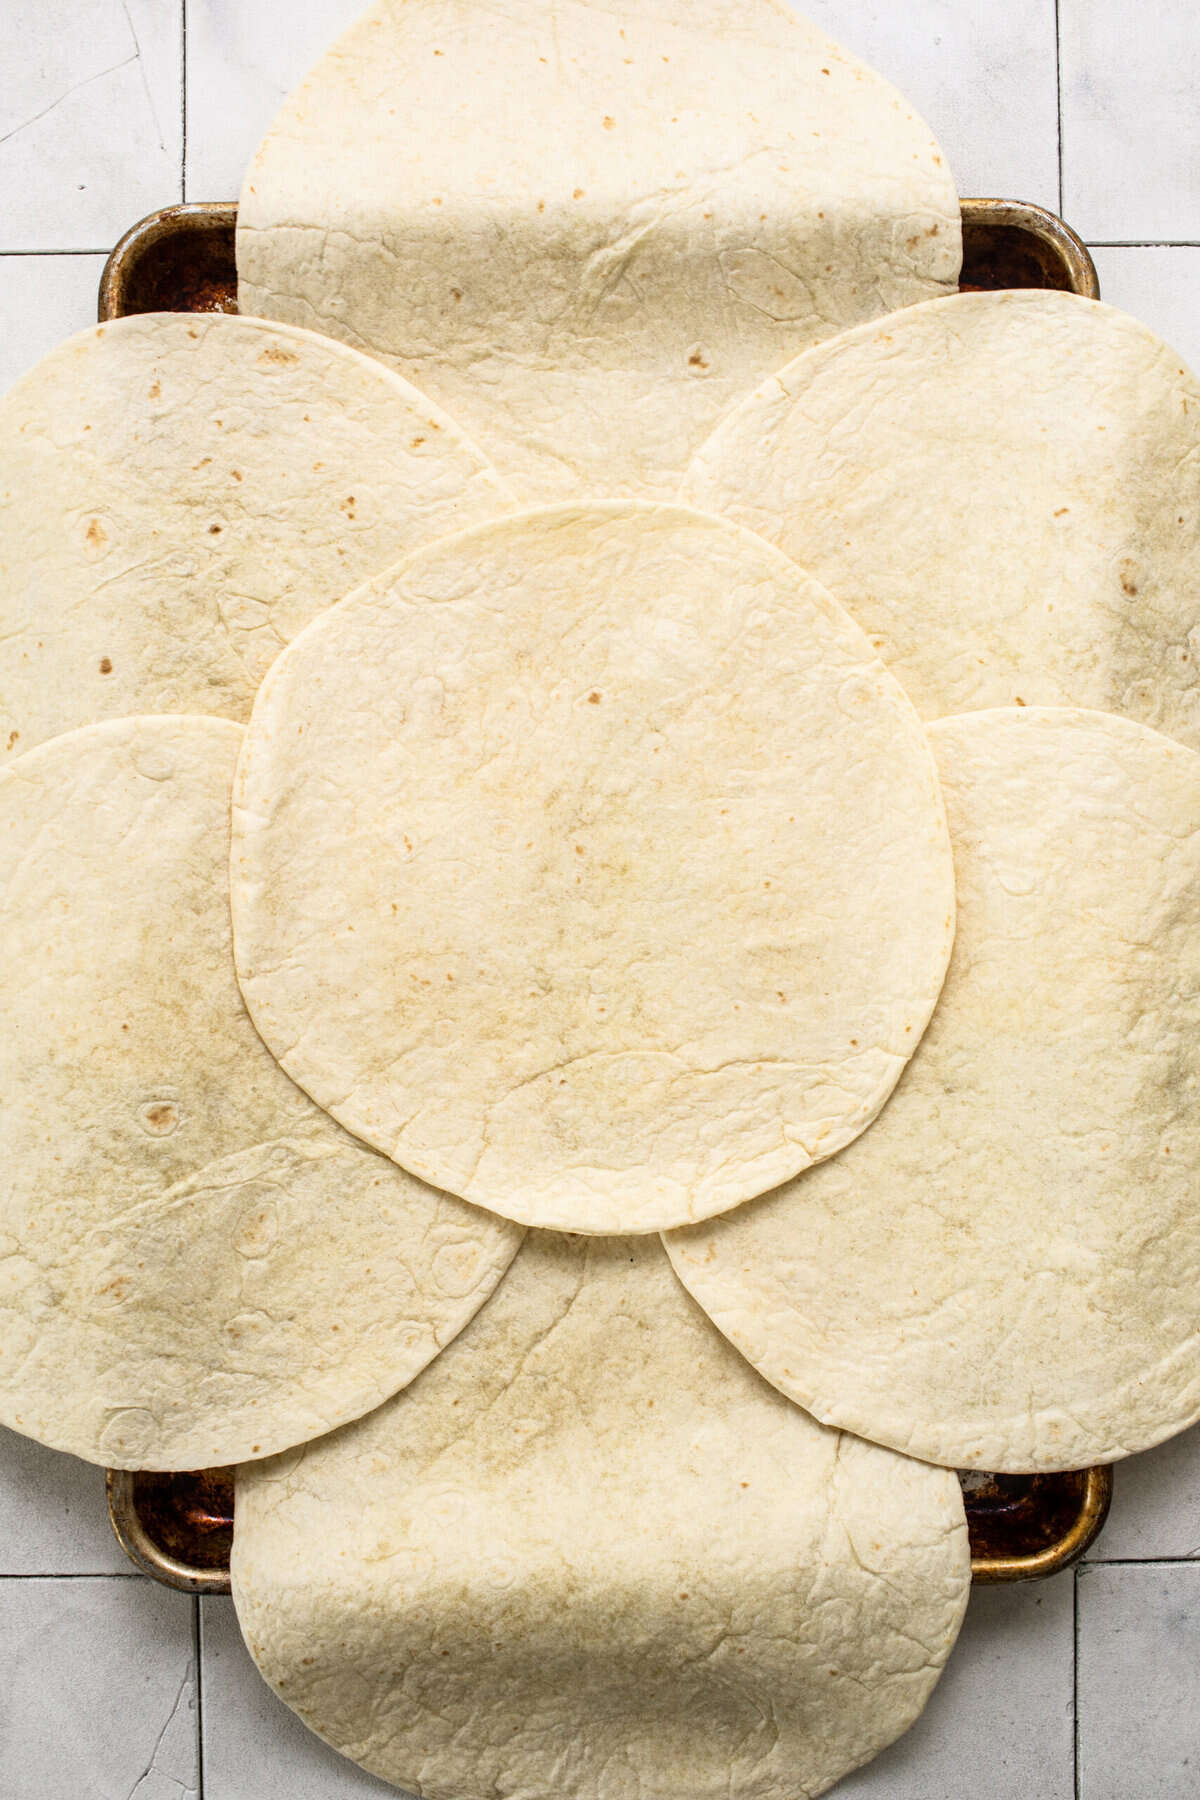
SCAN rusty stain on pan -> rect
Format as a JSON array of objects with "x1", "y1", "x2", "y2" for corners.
[
  {"x1": 107, "y1": 1467, "x2": 234, "y2": 1594},
  {"x1": 98, "y1": 202, "x2": 239, "y2": 322},
  {"x1": 958, "y1": 197, "x2": 1099, "y2": 299},
  {"x1": 964, "y1": 1466, "x2": 1112, "y2": 1582},
  {"x1": 100, "y1": 192, "x2": 1108, "y2": 1592}
]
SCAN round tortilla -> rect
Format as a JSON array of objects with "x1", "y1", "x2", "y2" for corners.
[
  {"x1": 233, "y1": 1232, "x2": 970, "y2": 1800},
  {"x1": 230, "y1": 502, "x2": 956, "y2": 1234},
  {"x1": 0, "y1": 717, "x2": 522, "y2": 1470},
  {"x1": 667, "y1": 707, "x2": 1200, "y2": 1473},
  {"x1": 0, "y1": 311, "x2": 512, "y2": 763},
  {"x1": 682, "y1": 290, "x2": 1200, "y2": 750},
  {"x1": 236, "y1": 0, "x2": 959, "y2": 501}
]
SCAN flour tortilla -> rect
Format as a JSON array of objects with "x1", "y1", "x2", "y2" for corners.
[
  {"x1": 231, "y1": 502, "x2": 955, "y2": 1234},
  {"x1": 668, "y1": 707, "x2": 1200, "y2": 1473},
  {"x1": 233, "y1": 1232, "x2": 970, "y2": 1800},
  {"x1": 236, "y1": 0, "x2": 960, "y2": 502},
  {"x1": 0, "y1": 312, "x2": 512, "y2": 762},
  {"x1": 683, "y1": 290, "x2": 1200, "y2": 749},
  {"x1": 0, "y1": 717, "x2": 521, "y2": 1470}
]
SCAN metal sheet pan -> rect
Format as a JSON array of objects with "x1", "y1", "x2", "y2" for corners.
[
  {"x1": 96, "y1": 196, "x2": 1100, "y2": 322},
  {"x1": 106, "y1": 1462, "x2": 1113, "y2": 1594},
  {"x1": 98, "y1": 192, "x2": 1109, "y2": 1592}
]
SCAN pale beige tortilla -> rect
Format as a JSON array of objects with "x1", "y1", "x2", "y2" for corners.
[
  {"x1": 236, "y1": 0, "x2": 959, "y2": 502},
  {"x1": 683, "y1": 290, "x2": 1200, "y2": 750},
  {"x1": 0, "y1": 717, "x2": 521, "y2": 1470},
  {"x1": 233, "y1": 1232, "x2": 970, "y2": 1800},
  {"x1": 668, "y1": 707, "x2": 1200, "y2": 1473},
  {"x1": 0, "y1": 312, "x2": 512, "y2": 762},
  {"x1": 230, "y1": 502, "x2": 956, "y2": 1234}
]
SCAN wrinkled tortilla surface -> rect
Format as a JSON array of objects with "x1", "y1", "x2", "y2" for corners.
[
  {"x1": 231, "y1": 503, "x2": 955, "y2": 1233},
  {"x1": 237, "y1": 0, "x2": 959, "y2": 500},
  {"x1": 684, "y1": 291, "x2": 1200, "y2": 749},
  {"x1": 0, "y1": 312, "x2": 511, "y2": 761},
  {"x1": 0, "y1": 717, "x2": 521, "y2": 1469},
  {"x1": 233, "y1": 1232, "x2": 970, "y2": 1800},
  {"x1": 668, "y1": 708, "x2": 1200, "y2": 1472}
]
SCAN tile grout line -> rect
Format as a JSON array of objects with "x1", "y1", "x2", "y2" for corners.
[
  {"x1": 1088, "y1": 240, "x2": 1200, "y2": 248},
  {"x1": 181, "y1": 0, "x2": 188, "y2": 203},
  {"x1": 194, "y1": 1593, "x2": 205, "y2": 1800},
  {"x1": 1073, "y1": 1566, "x2": 1081, "y2": 1800},
  {"x1": 1078, "y1": 1555, "x2": 1200, "y2": 1566},
  {"x1": 0, "y1": 249, "x2": 111, "y2": 257},
  {"x1": 1054, "y1": 0, "x2": 1064, "y2": 217},
  {"x1": 0, "y1": 1570, "x2": 144, "y2": 1580}
]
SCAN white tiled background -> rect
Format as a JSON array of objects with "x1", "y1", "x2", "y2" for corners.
[{"x1": 2, "y1": 2, "x2": 1199, "y2": 1795}]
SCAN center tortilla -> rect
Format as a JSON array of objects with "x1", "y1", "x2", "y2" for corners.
[{"x1": 231, "y1": 502, "x2": 955, "y2": 1234}]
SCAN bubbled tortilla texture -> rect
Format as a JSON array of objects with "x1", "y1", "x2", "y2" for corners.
[
  {"x1": 230, "y1": 502, "x2": 956, "y2": 1234},
  {"x1": 668, "y1": 708, "x2": 1200, "y2": 1472},
  {"x1": 683, "y1": 290, "x2": 1200, "y2": 750},
  {"x1": 0, "y1": 717, "x2": 521, "y2": 1470},
  {"x1": 236, "y1": 0, "x2": 960, "y2": 501},
  {"x1": 233, "y1": 1233, "x2": 970, "y2": 1800},
  {"x1": 0, "y1": 311, "x2": 513, "y2": 762}
]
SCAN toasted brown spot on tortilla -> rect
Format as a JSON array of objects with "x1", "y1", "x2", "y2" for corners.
[{"x1": 141, "y1": 1101, "x2": 179, "y2": 1135}]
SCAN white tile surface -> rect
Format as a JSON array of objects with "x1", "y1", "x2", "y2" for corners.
[
  {"x1": 200, "y1": 1595, "x2": 399, "y2": 1799},
  {"x1": 1, "y1": 0, "x2": 181, "y2": 251},
  {"x1": 0, "y1": 1428, "x2": 128, "y2": 1575},
  {"x1": 1077, "y1": 1563, "x2": 1200, "y2": 1799},
  {"x1": 1089, "y1": 246, "x2": 1200, "y2": 377},
  {"x1": 1085, "y1": 1427, "x2": 1200, "y2": 1563},
  {"x1": 836, "y1": 1573, "x2": 1075, "y2": 1799},
  {"x1": 0, "y1": 253, "x2": 106, "y2": 396},
  {"x1": 0, "y1": 1576, "x2": 197, "y2": 1797},
  {"x1": 795, "y1": 0, "x2": 1061, "y2": 210},
  {"x1": 184, "y1": 0, "x2": 364, "y2": 202},
  {"x1": 1061, "y1": 0, "x2": 1200, "y2": 242}
]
